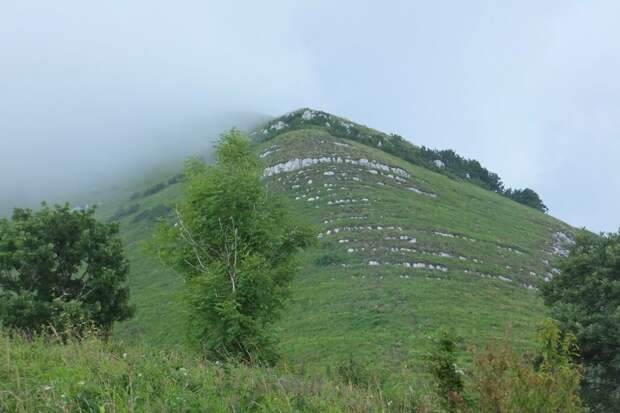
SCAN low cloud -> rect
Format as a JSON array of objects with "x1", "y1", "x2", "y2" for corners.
[{"x1": 1, "y1": 1, "x2": 618, "y2": 231}]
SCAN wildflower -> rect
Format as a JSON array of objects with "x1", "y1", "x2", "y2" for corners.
[
  {"x1": 122, "y1": 352, "x2": 128, "y2": 359},
  {"x1": 43, "y1": 385, "x2": 53, "y2": 391},
  {"x1": 78, "y1": 381, "x2": 85, "y2": 386}
]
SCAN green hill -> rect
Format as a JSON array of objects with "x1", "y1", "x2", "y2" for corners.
[{"x1": 97, "y1": 108, "x2": 573, "y2": 373}]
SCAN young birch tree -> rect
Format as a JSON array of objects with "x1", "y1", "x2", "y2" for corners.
[{"x1": 150, "y1": 129, "x2": 312, "y2": 365}]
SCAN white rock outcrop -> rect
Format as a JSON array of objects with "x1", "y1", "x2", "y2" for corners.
[
  {"x1": 551, "y1": 231, "x2": 574, "y2": 257},
  {"x1": 408, "y1": 186, "x2": 437, "y2": 198},
  {"x1": 433, "y1": 159, "x2": 445, "y2": 168},
  {"x1": 270, "y1": 120, "x2": 287, "y2": 131},
  {"x1": 263, "y1": 157, "x2": 410, "y2": 179},
  {"x1": 301, "y1": 109, "x2": 316, "y2": 120}
]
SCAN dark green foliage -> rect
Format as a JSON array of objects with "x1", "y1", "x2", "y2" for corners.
[
  {"x1": 504, "y1": 188, "x2": 548, "y2": 212},
  {"x1": 0, "y1": 203, "x2": 133, "y2": 336},
  {"x1": 110, "y1": 202, "x2": 140, "y2": 221},
  {"x1": 542, "y1": 230, "x2": 620, "y2": 412},
  {"x1": 426, "y1": 328, "x2": 467, "y2": 412},
  {"x1": 140, "y1": 182, "x2": 167, "y2": 198},
  {"x1": 314, "y1": 253, "x2": 345, "y2": 267},
  {"x1": 132, "y1": 204, "x2": 172, "y2": 223},
  {"x1": 257, "y1": 108, "x2": 547, "y2": 212},
  {"x1": 129, "y1": 175, "x2": 184, "y2": 201},
  {"x1": 418, "y1": 147, "x2": 503, "y2": 193},
  {"x1": 167, "y1": 173, "x2": 185, "y2": 186},
  {"x1": 150, "y1": 129, "x2": 312, "y2": 365}
]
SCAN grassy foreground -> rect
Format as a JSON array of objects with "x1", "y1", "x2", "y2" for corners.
[{"x1": 0, "y1": 331, "x2": 442, "y2": 413}]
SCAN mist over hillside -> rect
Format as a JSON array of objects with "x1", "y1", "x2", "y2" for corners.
[{"x1": 0, "y1": 111, "x2": 269, "y2": 216}]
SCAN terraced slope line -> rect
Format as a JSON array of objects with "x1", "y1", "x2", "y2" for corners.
[{"x1": 258, "y1": 122, "x2": 572, "y2": 289}]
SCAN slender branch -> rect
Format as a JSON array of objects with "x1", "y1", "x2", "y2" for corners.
[
  {"x1": 218, "y1": 218, "x2": 237, "y2": 293},
  {"x1": 175, "y1": 207, "x2": 207, "y2": 271},
  {"x1": 175, "y1": 207, "x2": 239, "y2": 293}
]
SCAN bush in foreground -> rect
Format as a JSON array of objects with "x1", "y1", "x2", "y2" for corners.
[
  {"x1": 0, "y1": 203, "x2": 133, "y2": 337},
  {"x1": 427, "y1": 321, "x2": 584, "y2": 413},
  {"x1": 470, "y1": 320, "x2": 583, "y2": 413}
]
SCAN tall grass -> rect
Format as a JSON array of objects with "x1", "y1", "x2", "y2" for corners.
[
  {"x1": 0, "y1": 331, "x2": 438, "y2": 412},
  {"x1": 0, "y1": 325, "x2": 584, "y2": 412}
]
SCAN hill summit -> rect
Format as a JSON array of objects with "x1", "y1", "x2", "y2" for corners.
[
  {"x1": 254, "y1": 108, "x2": 548, "y2": 212},
  {"x1": 254, "y1": 108, "x2": 571, "y2": 288}
]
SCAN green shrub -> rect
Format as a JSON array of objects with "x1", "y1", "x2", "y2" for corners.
[
  {"x1": 471, "y1": 320, "x2": 583, "y2": 413},
  {"x1": 0, "y1": 203, "x2": 133, "y2": 338}
]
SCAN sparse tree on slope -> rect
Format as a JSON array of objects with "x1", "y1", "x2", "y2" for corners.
[
  {"x1": 504, "y1": 188, "x2": 548, "y2": 213},
  {"x1": 150, "y1": 129, "x2": 312, "y2": 365},
  {"x1": 0, "y1": 204, "x2": 133, "y2": 337}
]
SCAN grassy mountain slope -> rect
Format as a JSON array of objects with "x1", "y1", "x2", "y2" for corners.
[{"x1": 97, "y1": 109, "x2": 572, "y2": 373}]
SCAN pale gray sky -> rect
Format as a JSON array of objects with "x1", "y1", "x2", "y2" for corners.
[{"x1": 1, "y1": 1, "x2": 618, "y2": 232}]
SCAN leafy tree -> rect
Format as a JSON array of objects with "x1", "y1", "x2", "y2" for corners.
[
  {"x1": 0, "y1": 203, "x2": 133, "y2": 337},
  {"x1": 542, "y1": 230, "x2": 620, "y2": 412},
  {"x1": 504, "y1": 188, "x2": 548, "y2": 212},
  {"x1": 419, "y1": 146, "x2": 505, "y2": 193},
  {"x1": 150, "y1": 129, "x2": 312, "y2": 365}
]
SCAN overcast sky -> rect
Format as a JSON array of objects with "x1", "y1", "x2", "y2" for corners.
[{"x1": 1, "y1": 1, "x2": 618, "y2": 232}]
